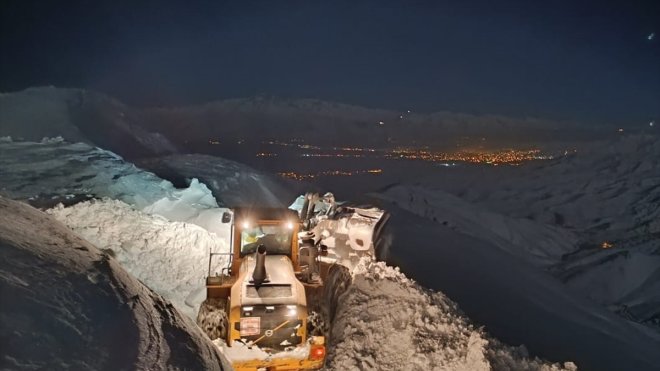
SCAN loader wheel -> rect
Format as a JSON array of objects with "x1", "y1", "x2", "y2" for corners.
[
  {"x1": 323, "y1": 264, "x2": 352, "y2": 326},
  {"x1": 196, "y1": 298, "x2": 228, "y2": 341}
]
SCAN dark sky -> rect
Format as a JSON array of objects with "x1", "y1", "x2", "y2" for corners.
[{"x1": 1, "y1": 0, "x2": 658, "y2": 125}]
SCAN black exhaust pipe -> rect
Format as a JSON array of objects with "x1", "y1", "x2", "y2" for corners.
[{"x1": 252, "y1": 244, "x2": 268, "y2": 287}]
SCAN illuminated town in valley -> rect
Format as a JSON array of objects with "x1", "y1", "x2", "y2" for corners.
[{"x1": 246, "y1": 139, "x2": 556, "y2": 180}]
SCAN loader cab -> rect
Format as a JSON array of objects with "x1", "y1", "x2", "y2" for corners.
[{"x1": 230, "y1": 207, "x2": 301, "y2": 275}]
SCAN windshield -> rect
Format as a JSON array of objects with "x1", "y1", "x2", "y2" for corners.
[{"x1": 240, "y1": 224, "x2": 292, "y2": 256}]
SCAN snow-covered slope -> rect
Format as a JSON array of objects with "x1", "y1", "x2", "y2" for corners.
[
  {"x1": 137, "y1": 153, "x2": 295, "y2": 208},
  {"x1": 1, "y1": 87, "x2": 587, "y2": 153},
  {"x1": 457, "y1": 135, "x2": 660, "y2": 240},
  {"x1": 47, "y1": 199, "x2": 230, "y2": 321},
  {"x1": 408, "y1": 135, "x2": 660, "y2": 330},
  {"x1": 376, "y1": 203, "x2": 660, "y2": 371},
  {"x1": 0, "y1": 87, "x2": 176, "y2": 158},
  {"x1": 0, "y1": 138, "x2": 175, "y2": 209},
  {"x1": 0, "y1": 138, "x2": 285, "y2": 211},
  {"x1": 326, "y1": 260, "x2": 575, "y2": 371},
  {"x1": 377, "y1": 184, "x2": 578, "y2": 266},
  {"x1": 139, "y1": 95, "x2": 580, "y2": 147},
  {"x1": 0, "y1": 196, "x2": 227, "y2": 370}
]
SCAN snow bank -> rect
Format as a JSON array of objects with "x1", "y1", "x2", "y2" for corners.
[
  {"x1": 326, "y1": 260, "x2": 575, "y2": 371},
  {"x1": 47, "y1": 199, "x2": 230, "y2": 320},
  {"x1": 0, "y1": 196, "x2": 227, "y2": 370},
  {"x1": 0, "y1": 139, "x2": 174, "y2": 208},
  {"x1": 0, "y1": 140, "x2": 276, "y2": 222},
  {"x1": 137, "y1": 153, "x2": 294, "y2": 208},
  {"x1": 0, "y1": 139, "x2": 233, "y2": 236}
]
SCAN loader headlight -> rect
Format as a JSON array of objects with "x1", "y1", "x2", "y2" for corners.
[
  {"x1": 286, "y1": 221, "x2": 294, "y2": 230},
  {"x1": 241, "y1": 220, "x2": 251, "y2": 229},
  {"x1": 286, "y1": 305, "x2": 297, "y2": 317}
]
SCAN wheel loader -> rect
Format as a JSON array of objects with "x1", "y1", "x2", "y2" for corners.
[
  {"x1": 197, "y1": 198, "x2": 388, "y2": 371},
  {"x1": 197, "y1": 207, "x2": 328, "y2": 371}
]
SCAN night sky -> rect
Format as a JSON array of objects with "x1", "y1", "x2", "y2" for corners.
[{"x1": 1, "y1": 0, "x2": 658, "y2": 125}]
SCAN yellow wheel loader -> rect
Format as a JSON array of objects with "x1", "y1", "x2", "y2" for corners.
[
  {"x1": 197, "y1": 207, "x2": 327, "y2": 371},
  {"x1": 197, "y1": 199, "x2": 388, "y2": 371}
]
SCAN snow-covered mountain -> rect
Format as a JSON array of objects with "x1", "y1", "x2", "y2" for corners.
[
  {"x1": 0, "y1": 87, "x2": 176, "y2": 158},
  {"x1": 139, "y1": 95, "x2": 588, "y2": 148},
  {"x1": 384, "y1": 134, "x2": 660, "y2": 333},
  {"x1": 377, "y1": 184, "x2": 579, "y2": 266},
  {"x1": 0, "y1": 196, "x2": 227, "y2": 371},
  {"x1": 373, "y1": 200, "x2": 660, "y2": 371},
  {"x1": 1, "y1": 87, "x2": 592, "y2": 154}
]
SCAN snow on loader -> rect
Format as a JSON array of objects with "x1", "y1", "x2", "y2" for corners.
[{"x1": 197, "y1": 196, "x2": 388, "y2": 371}]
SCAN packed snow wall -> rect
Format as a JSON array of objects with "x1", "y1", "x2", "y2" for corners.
[{"x1": 0, "y1": 196, "x2": 228, "y2": 371}]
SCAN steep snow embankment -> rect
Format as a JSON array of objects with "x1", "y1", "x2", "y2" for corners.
[
  {"x1": 0, "y1": 138, "x2": 289, "y2": 211},
  {"x1": 137, "y1": 153, "x2": 294, "y2": 208},
  {"x1": 47, "y1": 199, "x2": 229, "y2": 320},
  {"x1": 0, "y1": 138, "x2": 175, "y2": 209},
  {"x1": 0, "y1": 196, "x2": 227, "y2": 370},
  {"x1": 327, "y1": 260, "x2": 575, "y2": 371}
]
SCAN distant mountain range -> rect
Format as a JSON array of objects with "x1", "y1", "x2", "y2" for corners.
[{"x1": 1, "y1": 87, "x2": 609, "y2": 160}]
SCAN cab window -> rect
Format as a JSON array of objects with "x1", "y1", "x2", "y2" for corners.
[{"x1": 240, "y1": 225, "x2": 292, "y2": 256}]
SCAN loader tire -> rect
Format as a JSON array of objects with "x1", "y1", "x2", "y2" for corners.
[
  {"x1": 323, "y1": 264, "x2": 352, "y2": 325},
  {"x1": 196, "y1": 298, "x2": 228, "y2": 341}
]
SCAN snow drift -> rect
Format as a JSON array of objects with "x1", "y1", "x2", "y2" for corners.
[
  {"x1": 136, "y1": 153, "x2": 294, "y2": 208},
  {"x1": 0, "y1": 138, "x2": 290, "y2": 211},
  {"x1": 0, "y1": 196, "x2": 226, "y2": 370},
  {"x1": 47, "y1": 199, "x2": 230, "y2": 321},
  {"x1": 326, "y1": 260, "x2": 575, "y2": 371}
]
